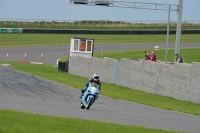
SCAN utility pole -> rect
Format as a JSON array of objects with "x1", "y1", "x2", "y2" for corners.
[
  {"x1": 175, "y1": 0, "x2": 183, "y2": 56},
  {"x1": 165, "y1": 5, "x2": 171, "y2": 63}
]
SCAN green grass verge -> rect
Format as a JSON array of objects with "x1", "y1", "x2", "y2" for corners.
[
  {"x1": 0, "y1": 34, "x2": 200, "y2": 47},
  {"x1": 94, "y1": 48, "x2": 200, "y2": 63},
  {"x1": 1, "y1": 61, "x2": 200, "y2": 116},
  {"x1": 0, "y1": 109, "x2": 185, "y2": 133},
  {"x1": 59, "y1": 56, "x2": 69, "y2": 62},
  {"x1": 60, "y1": 48, "x2": 200, "y2": 63}
]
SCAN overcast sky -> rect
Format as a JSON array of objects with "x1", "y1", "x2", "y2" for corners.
[{"x1": 0, "y1": 0, "x2": 199, "y2": 22}]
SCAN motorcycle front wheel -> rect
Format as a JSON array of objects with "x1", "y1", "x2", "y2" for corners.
[
  {"x1": 80, "y1": 102, "x2": 85, "y2": 109},
  {"x1": 86, "y1": 98, "x2": 92, "y2": 110}
]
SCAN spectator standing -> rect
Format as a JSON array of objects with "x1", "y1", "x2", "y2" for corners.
[
  {"x1": 144, "y1": 51, "x2": 151, "y2": 60},
  {"x1": 150, "y1": 51, "x2": 156, "y2": 62},
  {"x1": 142, "y1": 51, "x2": 151, "y2": 63},
  {"x1": 175, "y1": 54, "x2": 183, "y2": 63}
]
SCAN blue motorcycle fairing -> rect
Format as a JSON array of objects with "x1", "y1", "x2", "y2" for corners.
[{"x1": 81, "y1": 83, "x2": 99, "y2": 107}]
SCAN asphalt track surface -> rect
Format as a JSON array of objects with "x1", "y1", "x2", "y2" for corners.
[
  {"x1": 0, "y1": 65, "x2": 200, "y2": 133},
  {"x1": 0, "y1": 43, "x2": 199, "y2": 64}
]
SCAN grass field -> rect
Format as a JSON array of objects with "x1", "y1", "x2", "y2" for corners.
[
  {"x1": 1, "y1": 61, "x2": 200, "y2": 116},
  {"x1": 0, "y1": 109, "x2": 186, "y2": 133},
  {"x1": 0, "y1": 34, "x2": 200, "y2": 47},
  {"x1": 93, "y1": 48, "x2": 200, "y2": 63},
  {"x1": 59, "y1": 48, "x2": 200, "y2": 63}
]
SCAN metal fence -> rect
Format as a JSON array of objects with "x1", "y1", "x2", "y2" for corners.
[{"x1": 0, "y1": 18, "x2": 200, "y2": 27}]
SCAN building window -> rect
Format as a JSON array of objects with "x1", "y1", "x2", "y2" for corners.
[
  {"x1": 79, "y1": 40, "x2": 86, "y2": 51},
  {"x1": 74, "y1": 40, "x2": 79, "y2": 51},
  {"x1": 87, "y1": 40, "x2": 92, "y2": 52}
]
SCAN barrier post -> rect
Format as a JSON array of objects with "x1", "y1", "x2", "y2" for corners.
[{"x1": 115, "y1": 61, "x2": 121, "y2": 85}]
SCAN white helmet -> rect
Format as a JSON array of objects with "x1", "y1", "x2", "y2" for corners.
[{"x1": 93, "y1": 73, "x2": 99, "y2": 81}]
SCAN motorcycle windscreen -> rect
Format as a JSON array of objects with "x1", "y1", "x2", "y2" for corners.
[{"x1": 89, "y1": 83, "x2": 99, "y2": 94}]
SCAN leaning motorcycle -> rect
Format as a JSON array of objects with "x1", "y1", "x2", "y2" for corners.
[{"x1": 80, "y1": 82, "x2": 100, "y2": 110}]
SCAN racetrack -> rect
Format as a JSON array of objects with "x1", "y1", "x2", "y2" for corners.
[
  {"x1": 0, "y1": 43, "x2": 199, "y2": 64},
  {"x1": 0, "y1": 44, "x2": 200, "y2": 132},
  {"x1": 0, "y1": 65, "x2": 200, "y2": 133}
]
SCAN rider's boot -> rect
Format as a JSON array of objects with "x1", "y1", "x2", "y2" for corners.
[{"x1": 80, "y1": 88, "x2": 86, "y2": 98}]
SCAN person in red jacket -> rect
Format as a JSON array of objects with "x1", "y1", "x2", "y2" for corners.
[
  {"x1": 79, "y1": 40, "x2": 86, "y2": 51},
  {"x1": 150, "y1": 51, "x2": 156, "y2": 62}
]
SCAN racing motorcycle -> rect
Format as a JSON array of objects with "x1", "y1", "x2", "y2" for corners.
[{"x1": 80, "y1": 82, "x2": 100, "y2": 110}]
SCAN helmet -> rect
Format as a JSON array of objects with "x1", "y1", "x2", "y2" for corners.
[{"x1": 93, "y1": 73, "x2": 99, "y2": 81}]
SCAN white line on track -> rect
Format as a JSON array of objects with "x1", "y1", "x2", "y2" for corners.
[
  {"x1": 1, "y1": 64, "x2": 10, "y2": 66},
  {"x1": 30, "y1": 62, "x2": 44, "y2": 65},
  {"x1": 56, "y1": 58, "x2": 61, "y2": 65}
]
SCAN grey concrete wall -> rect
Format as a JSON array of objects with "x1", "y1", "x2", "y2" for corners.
[
  {"x1": 69, "y1": 56, "x2": 117, "y2": 84},
  {"x1": 190, "y1": 62, "x2": 200, "y2": 103},
  {"x1": 119, "y1": 59, "x2": 200, "y2": 103},
  {"x1": 68, "y1": 56, "x2": 200, "y2": 104}
]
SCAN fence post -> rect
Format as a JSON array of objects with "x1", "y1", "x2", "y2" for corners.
[{"x1": 115, "y1": 61, "x2": 120, "y2": 85}]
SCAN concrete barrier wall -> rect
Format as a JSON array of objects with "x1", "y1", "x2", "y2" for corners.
[
  {"x1": 171, "y1": 63, "x2": 191, "y2": 101},
  {"x1": 156, "y1": 63, "x2": 174, "y2": 97},
  {"x1": 68, "y1": 56, "x2": 200, "y2": 103},
  {"x1": 69, "y1": 56, "x2": 117, "y2": 84},
  {"x1": 190, "y1": 62, "x2": 200, "y2": 103}
]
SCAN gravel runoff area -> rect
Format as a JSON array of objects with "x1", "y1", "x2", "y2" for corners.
[{"x1": 0, "y1": 65, "x2": 200, "y2": 133}]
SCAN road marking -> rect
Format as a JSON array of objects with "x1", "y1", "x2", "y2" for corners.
[
  {"x1": 18, "y1": 60, "x2": 48, "y2": 65},
  {"x1": 1, "y1": 64, "x2": 10, "y2": 66},
  {"x1": 56, "y1": 58, "x2": 61, "y2": 65},
  {"x1": 30, "y1": 62, "x2": 44, "y2": 65}
]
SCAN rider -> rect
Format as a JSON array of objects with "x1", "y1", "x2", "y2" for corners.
[{"x1": 80, "y1": 73, "x2": 101, "y2": 98}]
